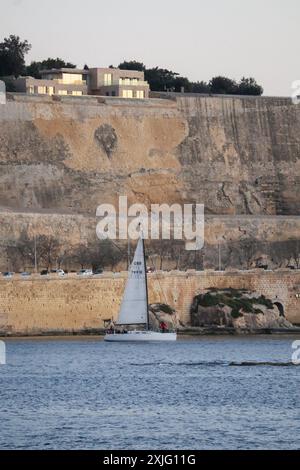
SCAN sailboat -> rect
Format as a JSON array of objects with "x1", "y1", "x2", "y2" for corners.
[{"x1": 104, "y1": 235, "x2": 177, "y2": 342}]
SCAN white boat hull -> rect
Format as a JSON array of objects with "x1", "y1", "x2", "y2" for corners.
[{"x1": 104, "y1": 330, "x2": 177, "y2": 342}]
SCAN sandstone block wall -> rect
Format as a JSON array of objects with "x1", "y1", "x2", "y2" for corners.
[{"x1": 0, "y1": 271, "x2": 299, "y2": 335}]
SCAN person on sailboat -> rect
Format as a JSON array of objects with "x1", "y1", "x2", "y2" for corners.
[{"x1": 159, "y1": 321, "x2": 168, "y2": 333}]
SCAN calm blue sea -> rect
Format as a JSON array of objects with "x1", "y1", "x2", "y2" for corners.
[{"x1": 0, "y1": 336, "x2": 299, "y2": 450}]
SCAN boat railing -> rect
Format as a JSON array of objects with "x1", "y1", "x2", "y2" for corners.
[{"x1": 105, "y1": 328, "x2": 177, "y2": 335}]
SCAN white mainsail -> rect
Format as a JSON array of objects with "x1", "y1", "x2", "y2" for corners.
[{"x1": 117, "y1": 236, "x2": 148, "y2": 326}]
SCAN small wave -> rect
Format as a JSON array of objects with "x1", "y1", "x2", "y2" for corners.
[
  {"x1": 129, "y1": 361, "x2": 227, "y2": 367},
  {"x1": 130, "y1": 360, "x2": 299, "y2": 367},
  {"x1": 229, "y1": 361, "x2": 298, "y2": 367}
]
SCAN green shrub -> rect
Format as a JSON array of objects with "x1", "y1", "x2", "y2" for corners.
[
  {"x1": 196, "y1": 288, "x2": 274, "y2": 319},
  {"x1": 156, "y1": 304, "x2": 174, "y2": 315}
]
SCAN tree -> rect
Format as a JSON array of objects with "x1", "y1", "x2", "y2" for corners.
[
  {"x1": 1, "y1": 77, "x2": 16, "y2": 92},
  {"x1": 26, "y1": 57, "x2": 76, "y2": 78},
  {"x1": 72, "y1": 240, "x2": 125, "y2": 271},
  {"x1": 118, "y1": 60, "x2": 146, "y2": 71},
  {"x1": 25, "y1": 61, "x2": 42, "y2": 78},
  {"x1": 6, "y1": 243, "x2": 22, "y2": 272},
  {"x1": 190, "y1": 81, "x2": 210, "y2": 93},
  {"x1": 169, "y1": 241, "x2": 185, "y2": 270},
  {"x1": 36, "y1": 235, "x2": 60, "y2": 270},
  {"x1": 72, "y1": 244, "x2": 94, "y2": 269},
  {"x1": 239, "y1": 237, "x2": 258, "y2": 270},
  {"x1": 90, "y1": 240, "x2": 124, "y2": 271},
  {"x1": 145, "y1": 67, "x2": 179, "y2": 91},
  {"x1": 12, "y1": 231, "x2": 61, "y2": 271},
  {"x1": 238, "y1": 77, "x2": 263, "y2": 96},
  {"x1": 287, "y1": 239, "x2": 300, "y2": 269},
  {"x1": 173, "y1": 76, "x2": 192, "y2": 93},
  {"x1": 147, "y1": 239, "x2": 172, "y2": 270},
  {"x1": 209, "y1": 76, "x2": 238, "y2": 95},
  {"x1": 15, "y1": 231, "x2": 36, "y2": 271},
  {"x1": 0, "y1": 35, "x2": 31, "y2": 77}
]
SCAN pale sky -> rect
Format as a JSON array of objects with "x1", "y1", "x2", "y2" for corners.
[{"x1": 0, "y1": 0, "x2": 299, "y2": 96}]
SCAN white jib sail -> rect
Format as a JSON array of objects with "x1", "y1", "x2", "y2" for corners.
[{"x1": 117, "y1": 236, "x2": 148, "y2": 325}]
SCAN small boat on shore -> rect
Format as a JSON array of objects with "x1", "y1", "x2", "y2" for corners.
[{"x1": 104, "y1": 235, "x2": 177, "y2": 342}]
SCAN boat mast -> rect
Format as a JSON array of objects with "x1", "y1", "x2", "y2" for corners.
[{"x1": 142, "y1": 236, "x2": 150, "y2": 330}]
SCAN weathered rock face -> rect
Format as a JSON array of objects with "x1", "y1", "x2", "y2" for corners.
[
  {"x1": 233, "y1": 306, "x2": 293, "y2": 330},
  {"x1": 0, "y1": 94, "x2": 300, "y2": 270},
  {"x1": 149, "y1": 303, "x2": 181, "y2": 329},
  {"x1": 192, "y1": 304, "x2": 233, "y2": 327},
  {"x1": 1, "y1": 94, "x2": 300, "y2": 215},
  {"x1": 0, "y1": 95, "x2": 184, "y2": 213},
  {"x1": 191, "y1": 288, "x2": 294, "y2": 330},
  {"x1": 177, "y1": 96, "x2": 300, "y2": 215}
]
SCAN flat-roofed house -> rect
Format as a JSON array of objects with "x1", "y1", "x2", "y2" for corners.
[
  {"x1": 12, "y1": 67, "x2": 150, "y2": 99},
  {"x1": 14, "y1": 68, "x2": 88, "y2": 96},
  {"x1": 88, "y1": 68, "x2": 149, "y2": 99}
]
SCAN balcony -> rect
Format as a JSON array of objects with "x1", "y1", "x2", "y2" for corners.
[
  {"x1": 56, "y1": 79, "x2": 86, "y2": 85},
  {"x1": 102, "y1": 80, "x2": 149, "y2": 87}
]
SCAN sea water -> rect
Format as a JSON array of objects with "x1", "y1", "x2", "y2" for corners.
[{"x1": 0, "y1": 336, "x2": 299, "y2": 450}]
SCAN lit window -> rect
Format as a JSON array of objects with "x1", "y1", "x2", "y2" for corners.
[
  {"x1": 136, "y1": 90, "x2": 144, "y2": 99},
  {"x1": 104, "y1": 73, "x2": 112, "y2": 85},
  {"x1": 72, "y1": 91, "x2": 83, "y2": 96},
  {"x1": 122, "y1": 89, "x2": 133, "y2": 98},
  {"x1": 47, "y1": 86, "x2": 54, "y2": 95},
  {"x1": 61, "y1": 73, "x2": 83, "y2": 85},
  {"x1": 37, "y1": 86, "x2": 46, "y2": 94},
  {"x1": 28, "y1": 86, "x2": 34, "y2": 94},
  {"x1": 58, "y1": 90, "x2": 68, "y2": 95}
]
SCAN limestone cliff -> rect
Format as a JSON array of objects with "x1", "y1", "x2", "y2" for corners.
[
  {"x1": 1, "y1": 94, "x2": 300, "y2": 215},
  {"x1": 0, "y1": 93, "x2": 300, "y2": 270}
]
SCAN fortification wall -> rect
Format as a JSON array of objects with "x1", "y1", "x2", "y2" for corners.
[{"x1": 0, "y1": 270, "x2": 299, "y2": 336}]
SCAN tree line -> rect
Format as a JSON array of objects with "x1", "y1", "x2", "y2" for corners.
[
  {"x1": 0, "y1": 35, "x2": 263, "y2": 96},
  {"x1": 2, "y1": 230, "x2": 300, "y2": 273},
  {"x1": 115, "y1": 60, "x2": 263, "y2": 95},
  {"x1": 4, "y1": 232, "x2": 125, "y2": 273}
]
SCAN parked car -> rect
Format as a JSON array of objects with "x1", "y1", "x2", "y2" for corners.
[
  {"x1": 146, "y1": 267, "x2": 155, "y2": 273},
  {"x1": 93, "y1": 268, "x2": 103, "y2": 275},
  {"x1": 40, "y1": 270, "x2": 49, "y2": 276},
  {"x1": 20, "y1": 272, "x2": 31, "y2": 278},
  {"x1": 51, "y1": 269, "x2": 66, "y2": 276},
  {"x1": 77, "y1": 269, "x2": 93, "y2": 276},
  {"x1": 3, "y1": 272, "x2": 14, "y2": 278}
]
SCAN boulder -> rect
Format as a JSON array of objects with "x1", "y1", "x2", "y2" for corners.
[{"x1": 149, "y1": 303, "x2": 182, "y2": 329}]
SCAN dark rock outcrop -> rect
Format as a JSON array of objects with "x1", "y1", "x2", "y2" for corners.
[
  {"x1": 191, "y1": 288, "x2": 294, "y2": 330},
  {"x1": 149, "y1": 303, "x2": 182, "y2": 329}
]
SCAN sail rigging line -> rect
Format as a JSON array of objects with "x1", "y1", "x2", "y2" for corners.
[
  {"x1": 142, "y1": 236, "x2": 150, "y2": 330},
  {"x1": 147, "y1": 251, "x2": 169, "y2": 307}
]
